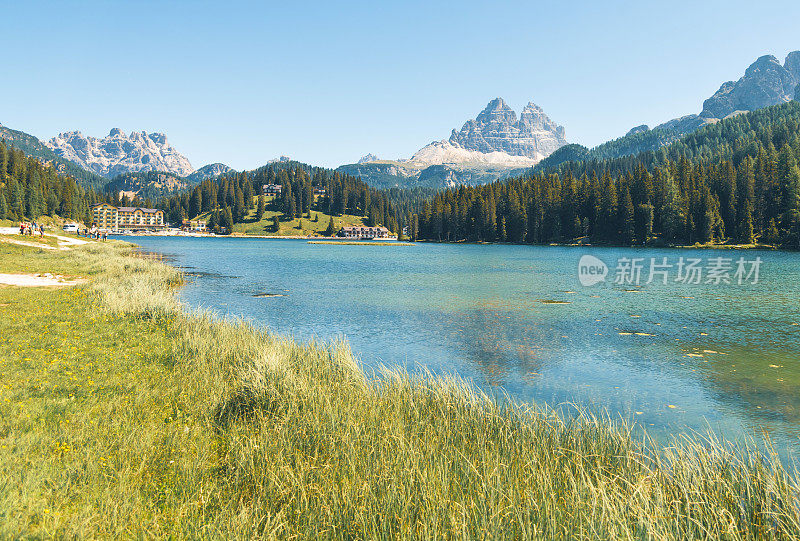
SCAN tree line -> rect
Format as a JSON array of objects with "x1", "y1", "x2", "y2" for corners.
[{"x1": 414, "y1": 102, "x2": 800, "y2": 247}]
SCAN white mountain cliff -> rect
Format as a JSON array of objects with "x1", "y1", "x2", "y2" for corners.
[
  {"x1": 408, "y1": 140, "x2": 538, "y2": 168},
  {"x1": 45, "y1": 128, "x2": 194, "y2": 178},
  {"x1": 447, "y1": 98, "x2": 566, "y2": 161}
]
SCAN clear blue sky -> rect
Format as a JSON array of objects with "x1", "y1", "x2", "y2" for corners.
[{"x1": 2, "y1": 0, "x2": 799, "y2": 170}]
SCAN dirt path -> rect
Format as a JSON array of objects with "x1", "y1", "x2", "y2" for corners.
[
  {"x1": 0, "y1": 227, "x2": 91, "y2": 250},
  {"x1": 0, "y1": 273, "x2": 86, "y2": 287},
  {"x1": 0, "y1": 237, "x2": 58, "y2": 250}
]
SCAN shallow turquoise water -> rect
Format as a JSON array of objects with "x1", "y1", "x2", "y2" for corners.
[{"x1": 126, "y1": 237, "x2": 800, "y2": 453}]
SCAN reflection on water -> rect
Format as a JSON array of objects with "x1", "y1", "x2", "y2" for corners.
[{"x1": 123, "y1": 236, "x2": 800, "y2": 455}]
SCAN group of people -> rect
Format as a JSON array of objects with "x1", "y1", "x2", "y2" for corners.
[
  {"x1": 79, "y1": 227, "x2": 108, "y2": 241},
  {"x1": 18, "y1": 221, "x2": 44, "y2": 238}
]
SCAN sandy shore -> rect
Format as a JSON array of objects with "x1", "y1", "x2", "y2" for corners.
[{"x1": 0, "y1": 273, "x2": 86, "y2": 287}]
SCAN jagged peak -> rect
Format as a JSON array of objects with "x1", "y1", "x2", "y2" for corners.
[
  {"x1": 447, "y1": 97, "x2": 567, "y2": 161},
  {"x1": 521, "y1": 101, "x2": 543, "y2": 112},
  {"x1": 744, "y1": 55, "x2": 783, "y2": 77},
  {"x1": 483, "y1": 97, "x2": 512, "y2": 111},
  {"x1": 358, "y1": 153, "x2": 379, "y2": 164}
]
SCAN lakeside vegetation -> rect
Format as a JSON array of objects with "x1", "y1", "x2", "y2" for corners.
[{"x1": 1, "y1": 241, "x2": 800, "y2": 538}]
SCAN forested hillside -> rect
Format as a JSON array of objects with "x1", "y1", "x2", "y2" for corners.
[
  {"x1": 105, "y1": 171, "x2": 190, "y2": 200},
  {"x1": 414, "y1": 103, "x2": 800, "y2": 248},
  {"x1": 0, "y1": 140, "x2": 100, "y2": 223},
  {"x1": 158, "y1": 160, "x2": 408, "y2": 234}
]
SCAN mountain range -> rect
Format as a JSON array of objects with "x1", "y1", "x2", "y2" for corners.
[
  {"x1": 3, "y1": 49, "x2": 798, "y2": 194},
  {"x1": 0, "y1": 123, "x2": 237, "y2": 198},
  {"x1": 45, "y1": 128, "x2": 195, "y2": 179}
]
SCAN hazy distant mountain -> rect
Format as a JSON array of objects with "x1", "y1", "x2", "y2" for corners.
[
  {"x1": 186, "y1": 163, "x2": 235, "y2": 183},
  {"x1": 340, "y1": 98, "x2": 566, "y2": 188},
  {"x1": 45, "y1": 128, "x2": 194, "y2": 179},
  {"x1": 358, "y1": 153, "x2": 379, "y2": 164}
]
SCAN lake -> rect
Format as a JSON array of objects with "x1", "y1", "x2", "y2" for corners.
[{"x1": 125, "y1": 236, "x2": 800, "y2": 454}]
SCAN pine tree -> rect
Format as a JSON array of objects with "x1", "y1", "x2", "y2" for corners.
[
  {"x1": 719, "y1": 160, "x2": 737, "y2": 236},
  {"x1": 221, "y1": 207, "x2": 234, "y2": 234},
  {"x1": 0, "y1": 192, "x2": 6, "y2": 220},
  {"x1": 325, "y1": 215, "x2": 336, "y2": 236},
  {"x1": 659, "y1": 172, "x2": 684, "y2": 242},
  {"x1": 233, "y1": 187, "x2": 245, "y2": 222},
  {"x1": 256, "y1": 194, "x2": 265, "y2": 221},
  {"x1": 634, "y1": 203, "x2": 654, "y2": 244},
  {"x1": 507, "y1": 192, "x2": 526, "y2": 242},
  {"x1": 189, "y1": 189, "x2": 202, "y2": 219},
  {"x1": 737, "y1": 200, "x2": 755, "y2": 244},
  {"x1": 777, "y1": 145, "x2": 800, "y2": 216},
  {"x1": 0, "y1": 143, "x2": 7, "y2": 182},
  {"x1": 9, "y1": 179, "x2": 23, "y2": 219},
  {"x1": 272, "y1": 215, "x2": 280, "y2": 233},
  {"x1": 619, "y1": 186, "x2": 635, "y2": 244},
  {"x1": 764, "y1": 218, "x2": 780, "y2": 245}
]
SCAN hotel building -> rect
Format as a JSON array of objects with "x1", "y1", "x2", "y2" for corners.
[{"x1": 91, "y1": 203, "x2": 166, "y2": 231}]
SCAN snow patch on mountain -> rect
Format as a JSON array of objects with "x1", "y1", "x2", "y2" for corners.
[{"x1": 408, "y1": 140, "x2": 538, "y2": 168}]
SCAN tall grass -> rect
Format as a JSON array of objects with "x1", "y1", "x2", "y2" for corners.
[{"x1": 1, "y1": 241, "x2": 799, "y2": 539}]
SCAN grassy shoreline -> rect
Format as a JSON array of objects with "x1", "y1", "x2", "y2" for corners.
[{"x1": 1, "y1": 240, "x2": 799, "y2": 538}]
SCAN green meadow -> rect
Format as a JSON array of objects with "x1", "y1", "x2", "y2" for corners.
[
  {"x1": 1, "y1": 240, "x2": 799, "y2": 539},
  {"x1": 193, "y1": 194, "x2": 371, "y2": 237}
]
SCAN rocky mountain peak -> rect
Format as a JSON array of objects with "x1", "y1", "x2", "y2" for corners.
[
  {"x1": 45, "y1": 128, "x2": 194, "y2": 179},
  {"x1": 701, "y1": 51, "x2": 800, "y2": 119},
  {"x1": 448, "y1": 98, "x2": 567, "y2": 161},
  {"x1": 476, "y1": 98, "x2": 517, "y2": 124},
  {"x1": 358, "y1": 153, "x2": 379, "y2": 164},
  {"x1": 186, "y1": 163, "x2": 234, "y2": 183},
  {"x1": 785, "y1": 51, "x2": 800, "y2": 80},
  {"x1": 746, "y1": 54, "x2": 782, "y2": 75}
]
